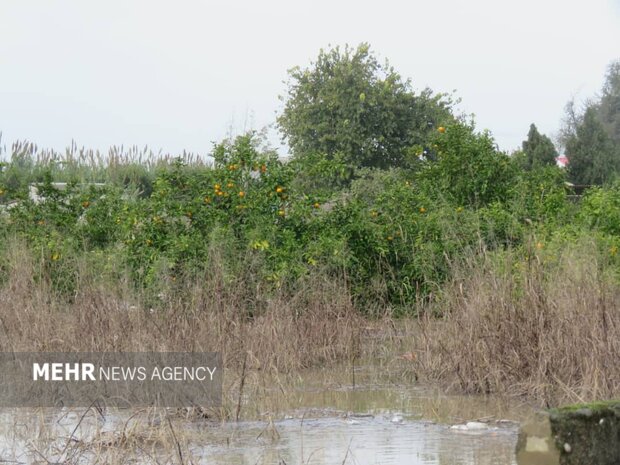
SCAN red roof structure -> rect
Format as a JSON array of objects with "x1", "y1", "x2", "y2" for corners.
[{"x1": 556, "y1": 155, "x2": 569, "y2": 168}]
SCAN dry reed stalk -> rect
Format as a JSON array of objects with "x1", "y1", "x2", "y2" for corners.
[
  {"x1": 416, "y1": 241, "x2": 620, "y2": 405},
  {"x1": 0, "y1": 240, "x2": 363, "y2": 373}
]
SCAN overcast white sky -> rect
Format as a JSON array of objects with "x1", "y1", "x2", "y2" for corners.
[{"x1": 1, "y1": 0, "x2": 619, "y2": 157}]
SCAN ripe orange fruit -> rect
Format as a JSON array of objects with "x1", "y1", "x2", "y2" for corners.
[{"x1": 438, "y1": 126, "x2": 446, "y2": 133}]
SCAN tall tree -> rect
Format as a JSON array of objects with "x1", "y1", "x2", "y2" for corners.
[
  {"x1": 277, "y1": 43, "x2": 454, "y2": 171},
  {"x1": 521, "y1": 123, "x2": 558, "y2": 169},
  {"x1": 598, "y1": 60, "x2": 620, "y2": 145},
  {"x1": 558, "y1": 59, "x2": 620, "y2": 185},
  {"x1": 566, "y1": 107, "x2": 619, "y2": 185}
]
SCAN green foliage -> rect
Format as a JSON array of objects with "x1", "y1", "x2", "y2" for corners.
[
  {"x1": 0, "y1": 124, "x2": 587, "y2": 311},
  {"x1": 520, "y1": 123, "x2": 558, "y2": 169},
  {"x1": 578, "y1": 182, "x2": 620, "y2": 236},
  {"x1": 599, "y1": 60, "x2": 620, "y2": 145},
  {"x1": 4, "y1": 49, "x2": 620, "y2": 314},
  {"x1": 560, "y1": 59, "x2": 620, "y2": 186},
  {"x1": 417, "y1": 121, "x2": 516, "y2": 208},
  {"x1": 509, "y1": 165, "x2": 570, "y2": 224},
  {"x1": 278, "y1": 43, "x2": 454, "y2": 171},
  {"x1": 287, "y1": 152, "x2": 352, "y2": 197},
  {"x1": 566, "y1": 107, "x2": 619, "y2": 185}
]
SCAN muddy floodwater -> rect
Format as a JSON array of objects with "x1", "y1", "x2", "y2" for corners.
[{"x1": 0, "y1": 364, "x2": 538, "y2": 464}]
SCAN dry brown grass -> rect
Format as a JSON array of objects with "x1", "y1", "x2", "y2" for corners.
[
  {"x1": 2, "y1": 235, "x2": 619, "y2": 411},
  {"x1": 0, "y1": 239, "x2": 370, "y2": 431},
  {"x1": 0, "y1": 239, "x2": 362, "y2": 374},
  {"x1": 0, "y1": 239, "x2": 371, "y2": 461},
  {"x1": 415, "y1": 240, "x2": 620, "y2": 406},
  {"x1": 4, "y1": 407, "x2": 202, "y2": 465},
  {"x1": 2, "y1": 236, "x2": 620, "y2": 463}
]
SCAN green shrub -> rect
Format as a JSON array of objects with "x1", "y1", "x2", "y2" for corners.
[{"x1": 2, "y1": 128, "x2": 618, "y2": 313}]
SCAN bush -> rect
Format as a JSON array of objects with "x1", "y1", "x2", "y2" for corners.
[
  {"x1": 1, "y1": 126, "x2": 617, "y2": 313},
  {"x1": 416, "y1": 121, "x2": 517, "y2": 208},
  {"x1": 578, "y1": 182, "x2": 620, "y2": 235}
]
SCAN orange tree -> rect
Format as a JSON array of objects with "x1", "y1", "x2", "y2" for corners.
[{"x1": 118, "y1": 134, "x2": 329, "y2": 288}]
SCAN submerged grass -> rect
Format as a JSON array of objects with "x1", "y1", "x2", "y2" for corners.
[{"x1": 0, "y1": 237, "x2": 619, "y2": 462}]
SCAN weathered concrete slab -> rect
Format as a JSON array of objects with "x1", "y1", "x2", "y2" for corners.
[
  {"x1": 516, "y1": 401, "x2": 620, "y2": 465},
  {"x1": 549, "y1": 401, "x2": 620, "y2": 465}
]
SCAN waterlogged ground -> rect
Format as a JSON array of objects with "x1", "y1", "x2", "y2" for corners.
[
  {"x1": 190, "y1": 414, "x2": 519, "y2": 465},
  {"x1": 0, "y1": 364, "x2": 537, "y2": 464}
]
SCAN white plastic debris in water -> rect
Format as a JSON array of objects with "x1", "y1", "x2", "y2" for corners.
[
  {"x1": 450, "y1": 421, "x2": 489, "y2": 431},
  {"x1": 390, "y1": 413, "x2": 404, "y2": 424}
]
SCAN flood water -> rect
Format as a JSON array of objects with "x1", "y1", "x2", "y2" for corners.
[
  {"x1": 189, "y1": 413, "x2": 519, "y2": 464},
  {"x1": 0, "y1": 364, "x2": 537, "y2": 464}
]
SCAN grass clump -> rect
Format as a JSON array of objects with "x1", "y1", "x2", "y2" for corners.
[{"x1": 416, "y1": 237, "x2": 620, "y2": 405}]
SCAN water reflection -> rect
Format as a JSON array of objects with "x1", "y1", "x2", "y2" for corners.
[
  {"x1": 189, "y1": 416, "x2": 518, "y2": 464},
  {"x1": 0, "y1": 364, "x2": 535, "y2": 464}
]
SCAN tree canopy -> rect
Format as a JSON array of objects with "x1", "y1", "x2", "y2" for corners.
[
  {"x1": 521, "y1": 123, "x2": 558, "y2": 170},
  {"x1": 566, "y1": 107, "x2": 619, "y2": 185},
  {"x1": 599, "y1": 60, "x2": 620, "y2": 145},
  {"x1": 277, "y1": 43, "x2": 454, "y2": 171},
  {"x1": 561, "y1": 59, "x2": 620, "y2": 185}
]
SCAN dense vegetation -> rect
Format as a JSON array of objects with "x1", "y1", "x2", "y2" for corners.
[
  {"x1": 561, "y1": 60, "x2": 620, "y2": 185},
  {"x1": 1, "y1": 45, "x2": 619, "y2": 317}
]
